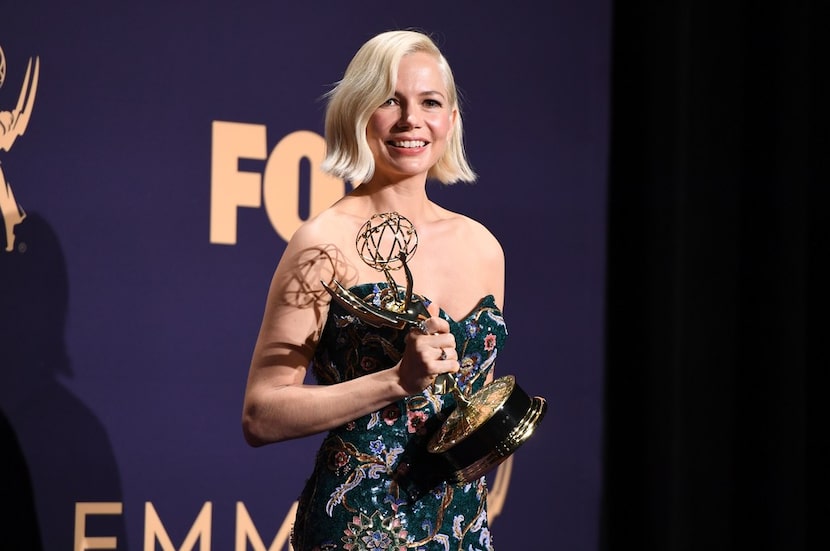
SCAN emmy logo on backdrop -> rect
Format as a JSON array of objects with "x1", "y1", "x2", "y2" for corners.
[
  {"x1": 322, "y1": 212, "x2": 547, "y2": 484},
  {"x1": 0, "y1": 46, "x2": 39, "y2": 252}
]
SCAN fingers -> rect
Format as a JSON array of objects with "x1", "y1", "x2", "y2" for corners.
[
  {"x1": 426, "y1": 301, "x2": 441, "y2": 319},
  {"x1": 402, "y1": 303, "x2": 460, "y2": 393},
  {"x1": 414, "y1": 301, "x2": 448, "y2": 335},
  {"x1": 408, "y1": 318, "x2": 455, "y2": 363},
  {"x1": 436, "y1": 346, "x2": 458, "y2": 364},
  {"x1": 404, "y1": 322, "x2": 459, "y2": 371},
  {"x1": 408, "y1": 330, "x2": 455, "y2": 361},
  {"x1": 414, "y1": 315, "x2": 450, "y2": 336}
]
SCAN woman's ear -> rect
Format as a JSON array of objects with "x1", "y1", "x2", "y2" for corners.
[{"x1": 449, "y1": 108, "x2": 458, "y2": 136}]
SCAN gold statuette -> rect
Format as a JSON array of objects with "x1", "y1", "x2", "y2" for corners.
[{"x1": 322, "y1": 212, "x2": 547, "y2": 484}]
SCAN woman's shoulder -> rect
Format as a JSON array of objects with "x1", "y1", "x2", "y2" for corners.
[
  {"x1": 447, "y1": 211, "x2": 503, "y2": 254},
  {"x1": 286, "y1": 207, "x2": 360, "y2": 250}
]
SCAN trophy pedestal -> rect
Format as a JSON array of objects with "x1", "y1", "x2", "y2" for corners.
[
  {"x1": 322, "y1": 212, "x2": 548, "y2": 487},
  {"x1": 428, "y1": 375, "x2": 547, "y2": 483}
]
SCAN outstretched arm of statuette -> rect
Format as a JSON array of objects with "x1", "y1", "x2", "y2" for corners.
[{"x1": 0, "y1": 56, "x2": 39, "y2": 152}]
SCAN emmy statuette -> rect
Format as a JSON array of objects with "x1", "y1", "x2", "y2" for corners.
[{"x1": 322, "y1": 212, "x2": 547, "y2": 484}]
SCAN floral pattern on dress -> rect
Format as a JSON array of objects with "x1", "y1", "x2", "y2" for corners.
[{"x1": 292, "y1": 283, "x2": 506, "y2": 551}]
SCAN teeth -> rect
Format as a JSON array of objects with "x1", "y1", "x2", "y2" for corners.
[{"x1": 392, "y1": 140, "x2": 426, "y2": 148}]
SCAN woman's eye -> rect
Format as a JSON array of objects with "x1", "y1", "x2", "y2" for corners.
[
  {"x1": 381, "y1": 98, "x2": 398, "y2": 107},
  {"x1": 424, "y1": 99, "x2": 442, "y2": 108}
]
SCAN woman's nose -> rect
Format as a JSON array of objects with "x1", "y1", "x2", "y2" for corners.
[{"x1": 397, "y1": 106, "x2": 419, "y2": 128}]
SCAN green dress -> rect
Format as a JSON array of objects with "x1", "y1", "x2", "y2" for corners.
[{"x1": 291, "y1": 283, "x2": 507, "y2": 551}]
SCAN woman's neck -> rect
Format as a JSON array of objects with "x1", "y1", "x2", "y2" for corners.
[{"x1": 348, "y1": 179, "x2": 434, "y2": 222}]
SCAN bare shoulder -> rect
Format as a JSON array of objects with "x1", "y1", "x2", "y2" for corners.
[
  {"x1": 446, "y1": 212, "x2": 504, "y2": 262},
  {"x1": 419, "y1": 209, "x2": 506, "y2": 312},
  {"x1": 274, "y1": 208, "x2": 363, "y2": 294},
  {"x1": 285, "y1": 209, "x2": 352, "y2": 251}
]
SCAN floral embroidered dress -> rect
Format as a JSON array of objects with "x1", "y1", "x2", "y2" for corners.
[{"x1": 291, "y1": 283, "x2": 507, "y2": 551}]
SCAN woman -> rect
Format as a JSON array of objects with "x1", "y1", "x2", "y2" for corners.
[{"x1": 242, "y1": 29, "x2": 506, "y2": 550}]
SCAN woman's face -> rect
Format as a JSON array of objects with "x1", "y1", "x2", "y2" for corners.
[{"x1": 366, "y1": 52, "x2": 456, "y2": 183}]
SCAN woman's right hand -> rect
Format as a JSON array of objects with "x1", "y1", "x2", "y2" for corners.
[{"x1": 398, "y1": 304, "x2": 459, "y2": 395}]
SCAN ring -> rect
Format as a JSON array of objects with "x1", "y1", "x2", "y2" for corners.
[
  {"x1": 439, "y1": 348, "x2": 447, "y2": 360},
  {"x1": 417, "y1": 320, "x2": 429, "y2": 334}
]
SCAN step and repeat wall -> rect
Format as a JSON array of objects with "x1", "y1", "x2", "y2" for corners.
[{"x1": 1, "y1": 2, "x2": 610, "y2": 549}]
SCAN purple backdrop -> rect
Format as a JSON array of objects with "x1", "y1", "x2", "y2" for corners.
[{"x1": 1, "y1": 2, "x2": 610, "y2": 549}]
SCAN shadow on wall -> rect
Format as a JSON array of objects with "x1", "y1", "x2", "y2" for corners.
[
  {"x1": 0, "y1": 212, "x2": 128, "y2": 550},
  {"x1": 0, "y1": 407, "x2": 42, "y2": 549}
]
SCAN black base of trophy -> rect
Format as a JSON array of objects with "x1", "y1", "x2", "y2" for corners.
[
  {"x1": 427, "y1": 375, "x2": 547, "y2": 484},
  {"x1": 392, "y1": 376, "x2": 548, "y2": 501},
  {"x1": 322, "y1": 212, "x2": 548, "y2": 490},
  {"x1": 392, "y1": 410, "x2": 456, "y2": 502}
]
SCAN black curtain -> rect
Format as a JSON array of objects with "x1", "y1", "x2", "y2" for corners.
[{"x1": 601, "y1": 1, "x2": 819, "y2": 550}]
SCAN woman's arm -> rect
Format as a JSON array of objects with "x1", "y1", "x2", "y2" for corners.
[{"x1": 241, "y1": 221, "x2": 458, "y2": 446}]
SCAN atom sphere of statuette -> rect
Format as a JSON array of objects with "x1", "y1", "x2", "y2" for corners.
[{"x1": 355, "y1": 212, "x2": 418, "y2": 271}]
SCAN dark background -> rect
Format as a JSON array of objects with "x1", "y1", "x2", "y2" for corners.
[{"x1": 602, "y1": 1, "x2": 816, "y2": 550}]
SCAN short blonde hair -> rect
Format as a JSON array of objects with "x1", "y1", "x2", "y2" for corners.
[{"x1": 321, "y1": 30, "x2": 476, "y2": 184}]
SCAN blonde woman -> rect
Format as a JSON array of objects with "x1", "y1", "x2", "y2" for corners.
[{"x1": 242, "y1": 29, "x2": 505, "y2": 550}]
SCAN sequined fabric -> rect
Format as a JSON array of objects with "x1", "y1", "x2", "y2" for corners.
[{"x1": 291, "y1": 283, "x2": 507, "y2": 551}]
